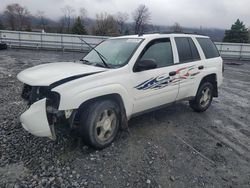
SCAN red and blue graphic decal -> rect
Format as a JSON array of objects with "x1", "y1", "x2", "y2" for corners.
[{"x1": 135, "y1": 65, "x2": 200, "y2": 90}]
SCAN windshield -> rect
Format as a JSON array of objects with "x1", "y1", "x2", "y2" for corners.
[{"x1": 83, "y1": 38, "x2": 143, "y2": 68}]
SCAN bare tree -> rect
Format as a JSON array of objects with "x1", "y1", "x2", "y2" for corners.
[
  {"x1": 61, "y1": 5, "x2": 75, "y2": 33},
  {"x1": 93, "y1": 12, "x2": 119, "y2": 36},
  {"x1": 4, "y1": 3, "x2": 30, "y2": 30},
  {"x1": 37, "y1": 10, "x2": 47, "y2": 31},
  {"x1": 132, "y1": 4, "x2": 151, "y2": 34},
  {"x1": 57, "y1": 17, "x2": 65, "y2": 33},
  {"x1": 79, "y1": 8, "x2": 87, "y2": 21},
  {"x1": 79, "y1": 7, "x2": 88, "y2": 29},
  {"x1": 170, "y1": 22, "x2": 183, "y2": 33},
  {"x1": 116, "y1": 12, "x2": 129, "y2": 35}
]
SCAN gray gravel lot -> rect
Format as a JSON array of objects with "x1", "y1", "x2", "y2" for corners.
[{"x1": 0, "y1": 49, "x2": 250, "y2": 188}]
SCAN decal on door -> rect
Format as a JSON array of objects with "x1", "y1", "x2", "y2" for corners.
[
  {"x1": 135, "y1": 65, "x2": 200, "y2": 90},
  {"x1": 135, "y1": 75, "x2": 171, "y2": 90}
]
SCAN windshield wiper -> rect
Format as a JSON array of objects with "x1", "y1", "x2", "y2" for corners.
[
  {"x1": 79, "y1": 37, "x2": 109, "y2": 68},
  {"x1": 80, "y1": 59, "x2": 91, "y2": 64}
]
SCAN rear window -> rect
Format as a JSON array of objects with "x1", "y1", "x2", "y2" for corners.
[
  {"x1": 197, "y1": 38, "x2": 220, "y2": 59},
  {"x1": 188, "y1": 38, "x2": 200, "y2": 61},
  {"x1": 175, "y1": 37, "x2": 200, "y2": 63}
]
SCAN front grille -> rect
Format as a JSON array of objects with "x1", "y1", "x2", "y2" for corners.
[
  {"x1": 21, "y1": 84, "x2": 49, "y2": 105},
  {"x1": 21, "y1": 84, "x2": 32, "y2": 101}
]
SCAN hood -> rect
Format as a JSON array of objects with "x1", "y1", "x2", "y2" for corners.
[{"x1": 17, "y1": 62, "x2": 106, "y2": 86}]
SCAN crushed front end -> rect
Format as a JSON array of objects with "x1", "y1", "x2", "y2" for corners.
[{"x1": 20, "y1": 84, "x2": 75, "y2": 140}]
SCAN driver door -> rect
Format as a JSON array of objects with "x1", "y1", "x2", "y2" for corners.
[{"x1": 131, "y1": 38, "x2": 179, "y2": 114}]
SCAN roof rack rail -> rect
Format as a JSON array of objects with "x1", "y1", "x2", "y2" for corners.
[
  {"x1": 138, "y1": 31, "x2": 160, "y2": 36},
  {"x1": 138, "y1": 31, "x2": 205, "y2": 36},
  {"x1": 160, "y1": 31, "x2": 205, "y2": 35}
]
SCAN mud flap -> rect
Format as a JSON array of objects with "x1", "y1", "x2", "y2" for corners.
[
  {"x1": 20, "y1": 98, "x2": 53, "y2": 138},
  {"x1": 120, "y1": 105, "x2": 130, "y2": 135}
]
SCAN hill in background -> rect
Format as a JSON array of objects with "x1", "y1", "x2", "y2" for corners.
[{"x1": 0, "y1": 13, "x2": 225, "y2": 42}]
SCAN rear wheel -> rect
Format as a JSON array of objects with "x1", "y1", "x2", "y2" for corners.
[
  {"x1": 189, "y1": 82, "x2": 214, "y2": 112},
  {"x1": 80, "y1": 100, "x2": 120, "y2": 149}
]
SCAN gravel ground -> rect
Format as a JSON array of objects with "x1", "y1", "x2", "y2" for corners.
[{"x1": 0, "y1": 49, "x2": 250, "y2": 188}]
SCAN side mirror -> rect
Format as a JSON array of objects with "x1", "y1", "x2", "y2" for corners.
[{"x1": 134, "y1": 59, "x2": 157, "y2": 72}]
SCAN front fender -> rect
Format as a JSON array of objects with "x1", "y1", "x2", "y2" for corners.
[{"x1": 54, "y1": 84, "x2": 133, "y2": 118}]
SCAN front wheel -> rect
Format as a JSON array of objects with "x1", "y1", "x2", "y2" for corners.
[
  {"x1": 189, "y1": 82, "x2": 214, "y2": 112},
  {"x1": 80, "y1": 100, "x2": 120, "y2": 149}
]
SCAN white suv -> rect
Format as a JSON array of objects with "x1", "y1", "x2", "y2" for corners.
[{"x1": 17, "y1": 34, "x2": 223, "y2": 149}]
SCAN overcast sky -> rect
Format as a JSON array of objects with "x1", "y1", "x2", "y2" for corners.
[{"x1": 1, "y1": 0, "x2": 249, "y2": 29}]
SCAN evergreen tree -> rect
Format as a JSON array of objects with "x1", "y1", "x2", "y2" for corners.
[
  {"x1": 0, "y1": 19, "x2": 4, "y2": 30},
  {"x1": 72, "y1": 17, "x2": 87, "y2": 35},
  {"x1": 223, "y1": 19, "x2": 249, "y2": 43},
  {"x1": 124, "y1": 28, "x2": 130, "y2": 35}
]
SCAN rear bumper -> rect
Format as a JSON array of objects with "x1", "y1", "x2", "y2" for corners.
[{"x1": 20, "y1": 98, "x2": 54, "y2": 139}]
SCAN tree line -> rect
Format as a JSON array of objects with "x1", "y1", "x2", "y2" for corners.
[
  {"x1": 0, "y1": 3, "x2": 249, "y2": 43},
  {"x1": 0, "y1": 3, "x2": 153, "y2": 36}
]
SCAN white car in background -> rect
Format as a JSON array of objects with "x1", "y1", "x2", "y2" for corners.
[{"x1": 17, "y1": 33, "x2": 223, "y2": 149}]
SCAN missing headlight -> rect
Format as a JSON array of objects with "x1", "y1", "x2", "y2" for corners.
[
  {"x1": 65, "y1": 110, "x2": 73, "y2": 119},
  {"x1": 46, "y1": 91, "x2": 60, "y2": 125},
  {"x1": 46, "y1": 91, "x2": 60, "y2": 109}
]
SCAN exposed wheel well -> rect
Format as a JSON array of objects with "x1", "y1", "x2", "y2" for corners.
[
  {"x1": 198, "y1": 74, "x2": 218, "y2": 97},
  {"x1": 74, "y1": 94, "x2": 127, "y2": 129}
]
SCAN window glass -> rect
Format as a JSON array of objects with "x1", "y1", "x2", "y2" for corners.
[
  {"x1": 197, "y1": 38, "x2": 220, "y2": 59},
  {"x1": 84, "y1": 38, "x2": 143, "y2": 67},
  {"x1": 175, "y1": 37, "x2": 193, "y2": 63},
  {"x1": 140, "y1": 39, "x2": 173, "y2": 68},
  {"x1": 188, "y1": 38, "x2": 200, "y2": 61}
]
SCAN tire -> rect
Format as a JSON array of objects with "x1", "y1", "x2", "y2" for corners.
[
  {"x1": 189, "y1": 82, "x2": 214, "y2": 112},
  {"x1": 80, "y1": 100, "x2": 120, "y2": 149},
  {"x1": 0, "y1": 43, "x2": 7, "y2": 50}
]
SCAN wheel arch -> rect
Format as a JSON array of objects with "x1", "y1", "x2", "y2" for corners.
[
  {"x1": 198, "y1": 73, "x2": 218, "y2": 97},
  {"x1": 74, "y1": 93, "x2": 128, "y2": 129}
]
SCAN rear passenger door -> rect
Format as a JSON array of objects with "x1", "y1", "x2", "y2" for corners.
[
  {"x1": 196, "y1": 38, "x2": 223, "y2": 87},
  {"x1": 174, "y1": 37, "x2": 204, "y2": 100}
]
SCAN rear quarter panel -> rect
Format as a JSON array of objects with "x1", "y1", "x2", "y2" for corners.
[{"x1": 191, "y1": 57, "x2": 223, "y2": 97}]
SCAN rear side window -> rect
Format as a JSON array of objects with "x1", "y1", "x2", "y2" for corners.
[
  {"x1": 197, "y1": 38, "x2": 220, "y2": 59},
  {"x1": 175, "y1": 37, "x2": 200, "y2": 63},
  {"x1": 188, "y1": 38, "x2": 200, "y2": 60}
]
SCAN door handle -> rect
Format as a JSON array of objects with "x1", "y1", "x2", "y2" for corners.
[
  {"x1": 169, "y1": 71, "x2": 177, "y2": 76},
  {"x1": 198, "y1": 66, "x2": 204, "y2": 70}
]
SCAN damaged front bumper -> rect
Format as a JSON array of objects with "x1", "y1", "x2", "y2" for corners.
[
  {"x1": 19, "y1": 84, "x2": 77, "y2": 140},
  {"x1": 20, "y1": 98, "x2": 76, "y2": 140},
  {"x1": 20, "y1": 98, "x2": 55, "y2": 139}
]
